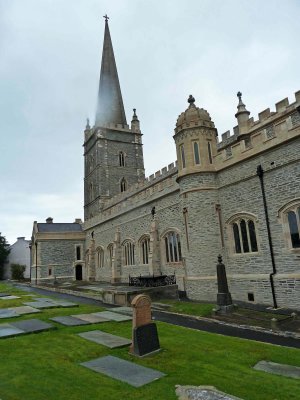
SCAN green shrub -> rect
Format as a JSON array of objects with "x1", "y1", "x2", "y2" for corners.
[{"x1": 11, "y1": 264, "x2": 26, "y2": 280}]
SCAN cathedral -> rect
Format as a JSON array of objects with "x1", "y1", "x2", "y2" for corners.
[{"x1": 32, "y1": 19, "x2": 300, "y2": 310}]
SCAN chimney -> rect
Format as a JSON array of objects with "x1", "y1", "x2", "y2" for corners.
[
  {"x1": 74, "y1": 218, "x2": 83, "y2": 224},
  {"x1": 46, "y1": 217, "x2": 53, "y2": 224}
]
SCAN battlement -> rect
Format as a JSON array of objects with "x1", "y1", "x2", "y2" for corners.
[
  {"x1": 218, "y1": 90, "x2": 300, "y2": 151},
  {"x1": 215, "y1": 90, "x2": 300, "y2": 168},
  {"x1": 84, "y1": 161, "x2": 179, "y2": 230}
]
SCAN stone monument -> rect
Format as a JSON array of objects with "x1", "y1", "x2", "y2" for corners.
[
  {"x1": 130, "y1": 294, "x2": 160, "y2": 357},
  {"x1": 216, "y1": 255, "x2": 234, "y2": 313}
]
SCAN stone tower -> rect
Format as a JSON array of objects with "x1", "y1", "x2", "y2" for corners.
[
  {"x1": 84, "y1": 18, "x2": 145, "y2": 220},
  {"x1": 174, "y1": 96, "x2": 221, "y2": 298}
]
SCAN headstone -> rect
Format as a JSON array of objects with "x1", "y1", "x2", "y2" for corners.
[
  {"x1": 11, "y1": 319, "x2": 54, "y2": 333},
  {"x1": 254, "y1": 360, "x2": 300, "y2": 379},
  {"x1": 216, "y1": 255, "x2": 234, "y2": 313},
  {"x1": 175, "y1": 385, "x2": 243, "y2": 400},
  {"x1": 80, "y1": 355, "x2": 165, "y2": 387},
  {"x1": 130, "y1": 294, "x2": 160, "y2": 356},
  {"x1": 50, "y1": 316, "x2": 90, "y2": 326},
  {"x1": 78, "y1": 330, "x2": 131, "y2": 348},
  {"x1": 71, "y1": 313, "x2": 109, "y2": 323},
  {"x1": 92, "y1": 311, "x2": 131, "y2": 322}
]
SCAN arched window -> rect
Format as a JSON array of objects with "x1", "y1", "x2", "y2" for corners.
[
  {"x1": 207, "y1": 141, "x2": 213, "y2": 164},
  {"x1": 120, "y1": 178, "x2": 127, "y2": 192},
  {"x1": 122, "y1": 240, "x2": 135, "y2": 266},
  {"x1": 119, "y1": 151, "x2": 125, "y2": 167},
  {"x1": 193, "y1": 141, "x2": 200, "y2": 165},
  {"x1": 107, "y1": 243, "x2": 114, "y2": 268},
  {"x1": 140, "y1": 236, "x2": 150, "y2": 265},
  {"x1": 163, "y1": 231, "x2": 182, "y2": 263},
  {"x1": 278, "y1": 200, "x2": 300, "y2": 250},
  {"x1": 180, "y1": 145, "x2": 186, "y2": 168},
  {"x1": 96, "y1": 247, "x2": 104, "y2": 268},
  {"x1": 287, "y1": 210, "x2": 300, "y2": 248},
  {"x1": 230, "y1": 216, "x2": 258, "y2": 254}
]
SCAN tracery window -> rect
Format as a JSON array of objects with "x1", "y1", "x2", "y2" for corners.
[
  {"x1": 119, "y1": 151, "x2": 125, "y2": 167},
  {"x1": 96, "y1": 247, "x2": 104, "y2": 268},
  {"x1": 140, "y1": 236, "x2": 150, "y2": 265},
  {"x1": 164, "y1": 231, "x2": 182, "y2": 263},
  {"x1": 287, "y1": 206, "x2": 300, "y2": 248},
  {"x1": 120, "y1": 178, "x2": 127, "y2": 192},
  {"x1": 231, "y1": 217, "x2": 258, "y2": 254},
  {"x1": 123, "y1": 240, "x2": 135, "y2": 266}
]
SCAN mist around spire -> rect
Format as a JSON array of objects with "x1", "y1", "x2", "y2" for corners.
[{"x1": 95, "y1": 18, "x2": 127, "y2": 127}]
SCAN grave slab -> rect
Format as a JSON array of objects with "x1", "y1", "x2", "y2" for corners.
[
  {"x1": 110, "y1": 307, "x2": 133, "y2": 316},
  {"x1": 72, "y1": 314, "x2": 109, "y2": 323},
  {"x1": 0, "y1": 293, "x2": 11, "y2": 297},
  {"x1": 175, "y1": 385, "x2": 243, "y2": 400},
  {"x1": 51, "y1": 301, "x2": 78, "y2": 308},
  {"x1": 9, "y1": 306, "x2": 41, "y2": 315},
  {"x1": 254, "y1": 360, "x2": 300, "y2": 379},
  {"x1": 92, "y1": 311, "x2": 132, "y2": 322},
  {"x1": 23, "y1": 301, "x2": 59, "y2": 309},
  {"x1": 0, "y1": 295, "x2": 20, "y2": 300},
  {"x1": 0, "y1": 323, "x2": 25, "y2": 338},
  {"x1": 81, "y1": 355, "x2": 165, "y2": 387},
  {"x1": 11, "y1": 319, "x2": 54, "y2": 333},
  {"x1": 0, "y1": 309, "x2": 19, "y2": 319},
  {"x1": 35, "y1": 297, "x2": 55, "y2": 302},
  {"x1": 78, "y1": 330, "x2": 131, "y2": 348},
  {"x1": 50, "y1": 316, "x2": 90, "y2": 326}
]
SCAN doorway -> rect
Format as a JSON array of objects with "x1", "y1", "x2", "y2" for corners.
[{"x1": 75, "y1": 264, "x2": 83, "y2": 280}]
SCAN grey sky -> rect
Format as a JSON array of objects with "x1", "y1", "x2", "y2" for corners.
[{"x1": 1, "y1": 0, "x2": 299, "y2": 244}]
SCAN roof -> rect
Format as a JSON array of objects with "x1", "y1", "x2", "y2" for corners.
[{"x1": 37, "y1": 223, "x2": 83, "y2": 233}]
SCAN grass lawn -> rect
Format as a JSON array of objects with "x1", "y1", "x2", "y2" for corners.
[
  {"x1": 0, "y1": 283, "x2": 299, "y2": 400},
  {"x1": 158, "y1": 299, "x2": 215, "y2": 317}
]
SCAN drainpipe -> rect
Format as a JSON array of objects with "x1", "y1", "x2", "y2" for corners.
[{"x1": 256, "y1": 165, "x2": 277, "y2": 309}]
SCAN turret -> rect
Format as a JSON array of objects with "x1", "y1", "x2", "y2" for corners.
[
  {"x1": 174, "y1": 95, "x2": 218, "y2": 179},
  {"x1": 235, "y1": 91, "x2": 250, "y2": 135},
  {"x1": 131, "y1": 108, "x2": 140, "y2": 132}
]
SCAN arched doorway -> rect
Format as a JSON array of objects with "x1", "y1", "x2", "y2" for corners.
[{"x1": 75, "y1": 264, "x2": 83, "y2": 280}]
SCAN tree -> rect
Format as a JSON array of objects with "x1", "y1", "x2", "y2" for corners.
[{"x1": 0, "y1": 234, "x2": 10, "y2": 280}]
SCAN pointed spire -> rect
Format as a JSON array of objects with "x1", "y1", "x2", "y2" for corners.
[
  {"x1": 131, "y1": 108, "x2": 140, "y2": 131},
  {"x1": 95, "y1": 17, "x2": 127, "y2": 127},
  {"x1": 235, "y1": 91, "x2": 250, "y2": 134}
]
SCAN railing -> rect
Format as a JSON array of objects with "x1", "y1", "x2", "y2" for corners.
[{"x1": 129, "y1": 274, "x2": 176, "y2": 287}]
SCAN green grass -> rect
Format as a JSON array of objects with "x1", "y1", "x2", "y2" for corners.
[
  {"x1": 158, "y1": 299, "x2": 214, "y2": 317},
  {"x1": 0, "y1": 283, "x2": 299, "y2": 399}
]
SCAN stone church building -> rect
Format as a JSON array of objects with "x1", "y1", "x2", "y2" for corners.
[{"x1": 32, "y1": 19, "x2": 300, "y2": 310}]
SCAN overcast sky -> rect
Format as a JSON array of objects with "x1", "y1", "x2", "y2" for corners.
[{"x1": 0, "y1": 0, "x2": 299, "y2": 244}]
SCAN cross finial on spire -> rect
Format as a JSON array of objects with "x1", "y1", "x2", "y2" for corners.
[
  {"x1": 237, "y1": 91, "x2": 242, "y2": 102},
  {"x1": 188, "y1": 95, "x2": 195, "y2": 106},
  {"x1": 103, "y1": 14, "x2": 109, "y2": 22}
]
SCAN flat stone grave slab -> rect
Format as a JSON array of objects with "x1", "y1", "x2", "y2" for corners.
[
  {"x1": 81, "y1": 355, "x2": 165, "y2": 387},
  {"x1": 254, "y1": 360, "x2": 300, "y2": 379},
  {"x1": 35, "y1": 297, "x2": 55, "y2": 302},
  {"x1": 0, "y1": 295, "x2": 20, "y2": 300},
  {"x1": 50, "y1": 316, "x2": 90, "y2": 326},
  {"x1": 9, "y1": 306, "x2": 41, "y2": 315},
  {"x1": 0, "y1": 323, "x2": 25, "y2": 338},
  {"x1": 71, "y1": 313, "x2": 109, "y2": 323},
  {"x1": 51, "y1": 301, "x2": 78, "y2": 308},
  {"x1": 175, "y1": 385, "x2": 243, "y2": 400},
  {"x1": 11, "y1": 319, "x2": 54, "y2": 333},
  {"x1": 0, "y1": 293, "x2": 11, "y2": 297},
  {"x1": 0, "y1": 309, "x2": 19, "y2": 319},
  {"x1": 23, "y1": 301, "x2": 60, "y2": 309},
  {"x1": 78, "y1": 330, "x2": 131, "y2": 348},
  {"x1": 92, "y1": 311, "x2": 132, "y2": 322},
  {"x1": 110, "y1": 306, "x2": 133, "y2": 316}
]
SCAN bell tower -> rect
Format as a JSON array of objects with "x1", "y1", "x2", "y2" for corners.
[{"x1": 84, "y1": 16, "x2": 145, "y2": 220}]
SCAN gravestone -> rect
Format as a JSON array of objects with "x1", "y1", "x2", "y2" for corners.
[
  {"x1": 130, "y1": 294, "x2": 160, "y2": 356},
  {"x1": 216, "y1": 255, "x2": 234, "y2": 314},
  {"x1": 78, "y1": 330, "x2": 131, "y2": 348}
]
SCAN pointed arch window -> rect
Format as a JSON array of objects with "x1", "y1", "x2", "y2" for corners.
[
  {"x1": 163, "y1": 231, "x2": 182, "y2": 263},
  {"x1": 140, "y1": 236, "x2": 150, "y2": 265},
  {"x1": 119, "y1": 151, "x2": 125, "y2": 167},
  {"x1": 96, "y1": 247, "x2": 104, "y2": 268},
  {"x1": 207, "y1": 141, "x2": 213, "y2": 164},
  {"x1": 122, "y1": 240, "x2": 135, "y2": 266},
  {"x1": 120, "y1": 178, "x2": 127, "y2": 192},
  {"x1": 230, "y1": 217, "x2": 258, "y2": 254}
]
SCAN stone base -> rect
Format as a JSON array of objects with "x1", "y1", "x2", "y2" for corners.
[
  {"x1": 217, "y1": 292, "x2": 233, "y2": 307},
  {"x1": 215, "y1": 304, "x2": 236, "y2": 314}
]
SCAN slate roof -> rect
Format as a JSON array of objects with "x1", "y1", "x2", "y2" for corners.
[{"x1": 37, "y1": 223, "x2": 83, "y2": 233}]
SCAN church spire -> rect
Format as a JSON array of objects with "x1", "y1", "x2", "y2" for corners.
[{"x1": 95, "y1": 16, "x2": 127, "y2": 127}]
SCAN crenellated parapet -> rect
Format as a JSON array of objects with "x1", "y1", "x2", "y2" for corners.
[
  {"x1": 216, "y1": 90, "x2": 300, "y2": 167},
  {"x1": 84, "y1": 161, "x2": 178, "y2": 230}
]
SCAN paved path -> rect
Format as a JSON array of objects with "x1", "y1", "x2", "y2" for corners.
[{"x1": 15, "y1": 284, "x2": 300, "y2": 349}]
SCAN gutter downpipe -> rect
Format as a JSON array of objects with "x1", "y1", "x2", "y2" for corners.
[{"x1": 256, "y1": 165, "x2": 278, "y2": 309}]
